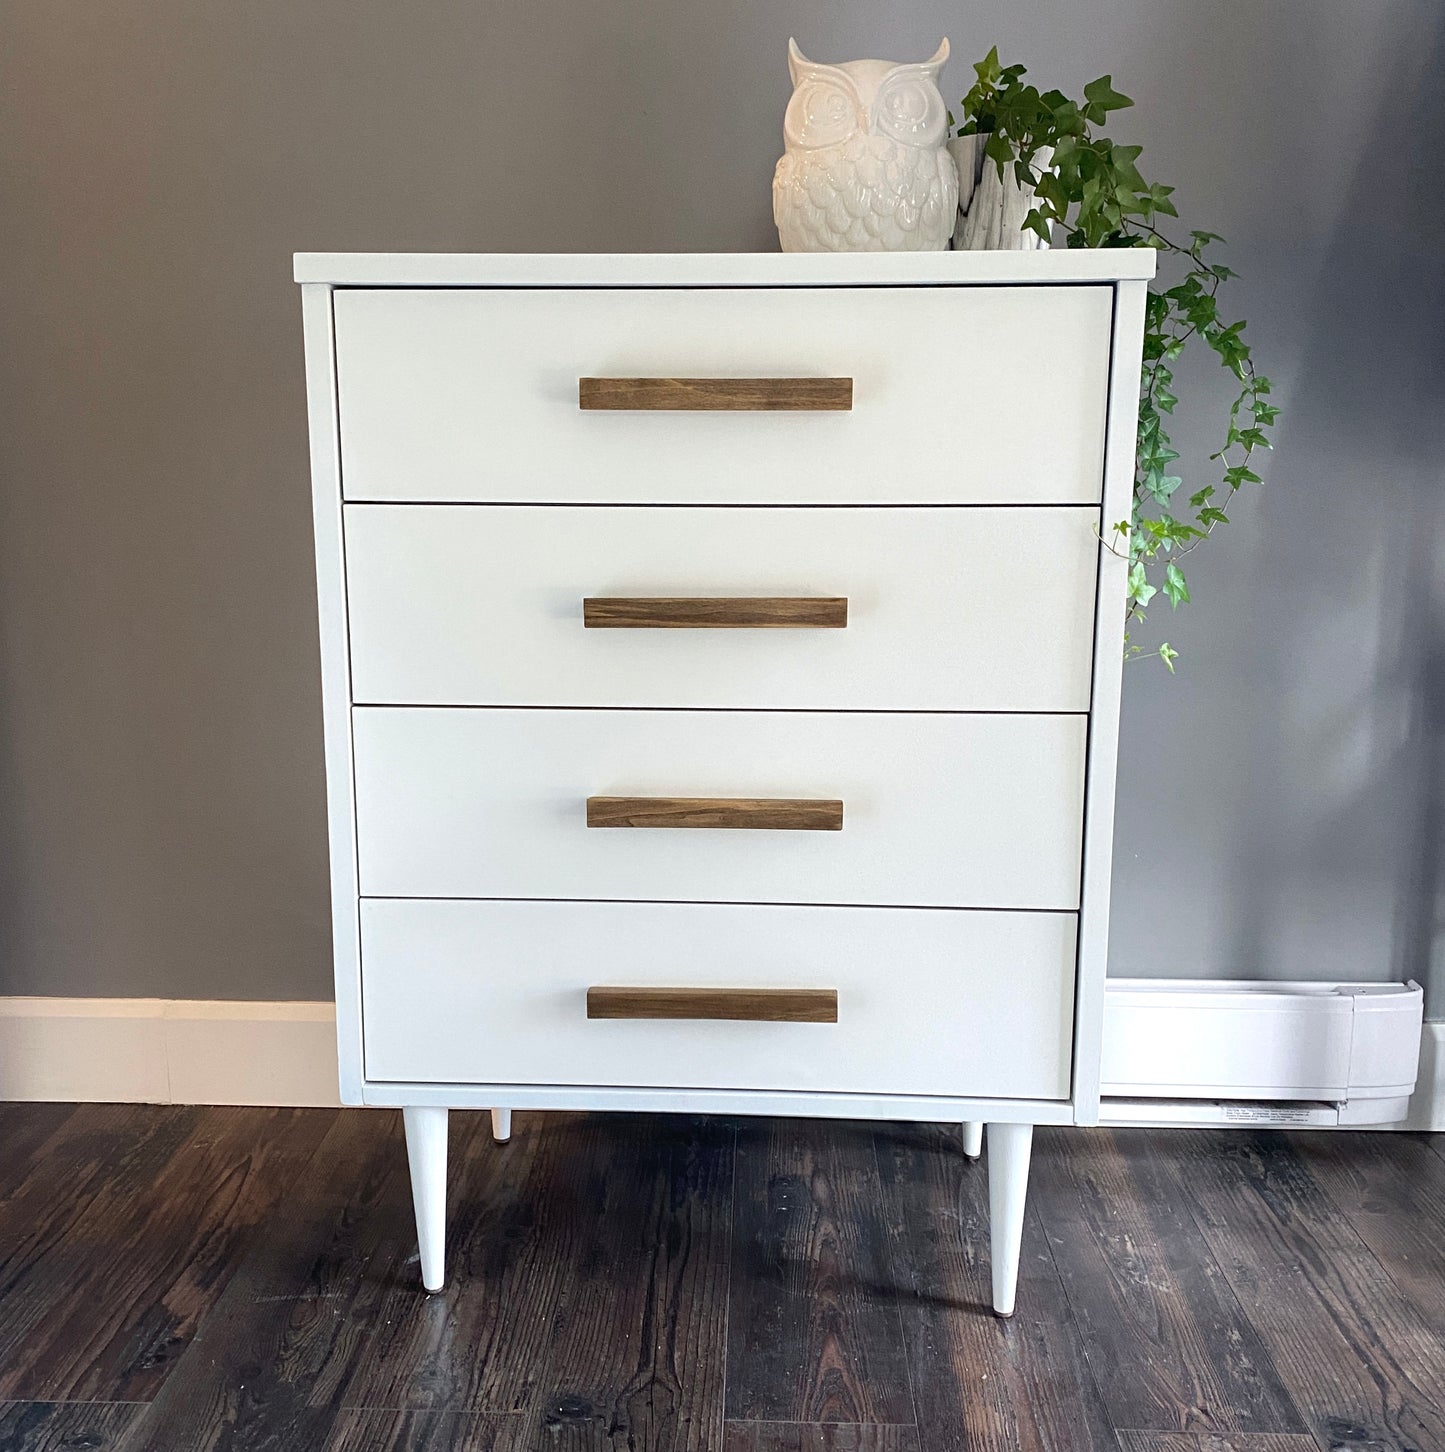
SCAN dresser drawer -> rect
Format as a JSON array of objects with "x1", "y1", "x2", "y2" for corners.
[
  {"x1": 345, "y1": 504, "x2": 1099, "y2": 712},
  {"x1": 359, "y1": 898, "x2": 1076, "y2": 1098},
  {"x1": 352, "y1": 707, "x2": 1086, "y2": 909},
  {"x1": 333, "y1": 286, "x2": 1111, "y2": 505}
]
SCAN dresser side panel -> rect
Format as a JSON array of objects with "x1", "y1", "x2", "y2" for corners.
[
  {"x1": 1072, "y1": 278, "x2": 1148, "y2": 1123},
  {"x1": 302, "y1": 283, "x2": 364, "y2": 1102}
]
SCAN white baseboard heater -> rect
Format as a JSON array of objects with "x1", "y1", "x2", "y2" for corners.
[{"x1": 1098, "y1": 978, "x2": 1424, "y2": 1127}]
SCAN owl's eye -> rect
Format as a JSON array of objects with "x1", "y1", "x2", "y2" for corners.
[
  {"x1": 807, "y1": 89, "x2": 851, "y2": 130},
  {"x1": 883, "y1": 86, "x2": 927, "y2": 127},
  {"x1": 874, "y1": 75, "x2": 946, "y2": 146},
  {"x1": 784, "y1": 78, "x2": 859, "y2": 148}
]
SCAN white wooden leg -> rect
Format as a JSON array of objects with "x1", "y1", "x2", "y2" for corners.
[
  {"x1": 402, "y1": 1106, "x2": 448, "y2": 1292},
  {"x1": 490, "y1": 1108, "x2": 512, "y2": 1143},
  {"x1": 986, "y1": 1121, "x2": 1033, "y2": 1318},
  {"x1": 961, "y1": 1120, "x2": 984, "y2": 1159}
]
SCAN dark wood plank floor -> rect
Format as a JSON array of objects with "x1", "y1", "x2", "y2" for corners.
[{"x1": 0, "y1": 1107, "x2": 1441, "y2": 1452}]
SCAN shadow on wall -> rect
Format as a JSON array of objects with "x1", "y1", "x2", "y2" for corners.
[
  {"x1": 1237, "y1": 5, "x2": 1445, "y2": 1012},
  {"x1": 1375, "y1": 2, "x2": 1445, "y2": 1014},
  {"x1": 1112, "y1": 6, "x2": 1445, "y2": 1014}
]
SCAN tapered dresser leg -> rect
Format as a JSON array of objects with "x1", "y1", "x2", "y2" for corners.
[
  {"x1": 490, "y1": 1108, "x2": 512, "y2": 1143},
  {"x1": 961, "y1": 1121, "x2": 984, "y2": 1159},
  {"x1": 986, "y1": 1121, "x2": 1033, "y2": 1318},
  {"x1": 402, "y1": 1106, "x2": 448, "y2": 1292}
]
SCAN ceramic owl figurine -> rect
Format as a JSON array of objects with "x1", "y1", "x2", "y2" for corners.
[{"x1": 773, "y1": 38, "x2": 958, "y2": 253}]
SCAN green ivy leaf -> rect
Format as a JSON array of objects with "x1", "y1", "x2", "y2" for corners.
[
  {"x1": 1158, "y1": 642, "x2": 1179, "y2": 671},
  {"x1": 1163, "y1": 563, "x2": 1190, "y2": 606},
  {"x1": 983, "y1": 130, "x2": 1013, "y2": 171},
  {"x1": 1127, "y1": 561, "x2": 1158, "y2": 606},
  {"x1": 954, "y1": 49, "x2": 1273, "y2": 666},
  {"x1": 1023, "y1": 210, "x2": 1052, "y2": 242},
  {"x1": 1082, "y1": 75, "x2": 1134, "y2": 116}
]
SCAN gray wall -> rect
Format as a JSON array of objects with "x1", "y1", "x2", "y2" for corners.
[{"x1": 2, "y1": 1, "x2": 1442, "y2": 1007}]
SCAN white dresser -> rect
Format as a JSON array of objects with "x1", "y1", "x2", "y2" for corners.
[{"x1": 297, "y1": 250, "x2": 1152, "y2": 1315}]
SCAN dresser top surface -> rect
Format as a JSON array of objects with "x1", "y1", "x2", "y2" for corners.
[{"x1": 293, "y1": 250, "x2": 1157, "y2": 287}]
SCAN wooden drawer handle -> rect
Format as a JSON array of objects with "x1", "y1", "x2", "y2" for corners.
[
  {"x1": 587, "y1": 986, "x2": 838, "y2": 1023},
  {"x1": 578, "y1": 377, "x2": 853, "y2": 411},
  {"x1": 584, "y1": 597, "x2": 847, "y2": 629},
  {"x1": 586, "y1": 796, "x2": 843, "y2": 830}
]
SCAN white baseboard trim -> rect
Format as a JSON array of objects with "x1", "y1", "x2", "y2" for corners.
[
  {"x1": 1402, "y1": 1020, "x2": 1445, "y2": 1130},
  {"x1": 0, "y1": 998, "x2": 340, "y2": 1107},
  {"x1": 0, "y1": 996, "x2": 1439, "y2": 1126}
]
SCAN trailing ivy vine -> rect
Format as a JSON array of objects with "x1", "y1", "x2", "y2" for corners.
[{"x1": 955, "y1": 49, "x2": 1278, "y2": 668}]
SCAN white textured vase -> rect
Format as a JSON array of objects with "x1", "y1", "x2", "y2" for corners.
[
  {"x1": 950, "y1": 135, "x2": 1053, "y2": 251},
  {"x1": 772, "y1": 39, "x2": 959, "y2": 253}
]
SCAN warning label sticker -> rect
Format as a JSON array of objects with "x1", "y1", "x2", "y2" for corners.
[{"x1": 1221, "y1": 1104, "x2": 1320, "y2": 1125}]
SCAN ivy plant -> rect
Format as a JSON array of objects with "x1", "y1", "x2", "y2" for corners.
[{"x1": 955, "y1": 48, "x2": 1277, "y2": 669}]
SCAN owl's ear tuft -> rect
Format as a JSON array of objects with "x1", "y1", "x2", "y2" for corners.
[
  {"x1": 788, "y1": 37, "x2": 812, "y2": 86},
  {"x1": 920, "y1": 38, "x2": 950, "y2": 79}
]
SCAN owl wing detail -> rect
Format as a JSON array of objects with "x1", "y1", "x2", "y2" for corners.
[{"x1": 774, "y1": 139, "x2": 959, "y2": 252}]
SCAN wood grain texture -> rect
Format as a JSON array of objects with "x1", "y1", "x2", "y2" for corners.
[
  {"x1": 585, "y1": 796, "x2": 844, "y2": 831},
  {"x1": 295, "y1": 1108, "x2": 548, "y2": 1414},
  {"x1": 587, "y1": 986, "x2": 839, "y2": 1023},
  {"x1": 0, "y1": 1106, "x2": 205, "y2": 1400},
  {"x1": 1114, "y1": 1435, "x2": 1323, "y2": 1452},
  {"x1": 0, "y1": 1402, "x2": 145, "y2": 1452},
  {"x1": 0, "y1": 1107, "x2": 333, "y2": 1404},
  {"x1": 583, "y1": 597, "x2": 849, "y2": 629},
  {"x1": 578, "y1": 377, "x2": 853, "y2": 411},
  {"x1": 726, "y1": 1120, "x2": 913, "y2": 1426},
  {"x1": 1033, "y1": 1129, "x2": 1304, "y2": 1437},
  {"x1": 483, "y1": 1112, "x2": 733, "y2": 1450},
  {"x1": 0, "y1": 1104, "x2": 77, "y2": 1194},
  {"x1": 1147, "y1": 1130, "x2": 1445, "y2": 1452},
  {"x1": 874, "y1": 1123, "x2": 1116, "y2": 1452},
  {"x1": 724, "y1": 1424, "x2": 921, "y2": 1452},
  {"x1": 321, "y1": 1410, "x2": 519, "y2": 1451},
  {"x1": 7, "y1": 1107, "x2": 1442, "y2": 1452},
  {"x1": 1280, "y1": 1130, "x2": 1445, "y2": 1326},
  {"x1": 307, "y1": 1111, "x2": 732, "y2": 1452},
  {"x1": 111, "y1": 1111, "x2": 415, "y2": 1451},
  {"x1": 0, "y1": 1104, "x2": 194, "y2": 1248}
]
